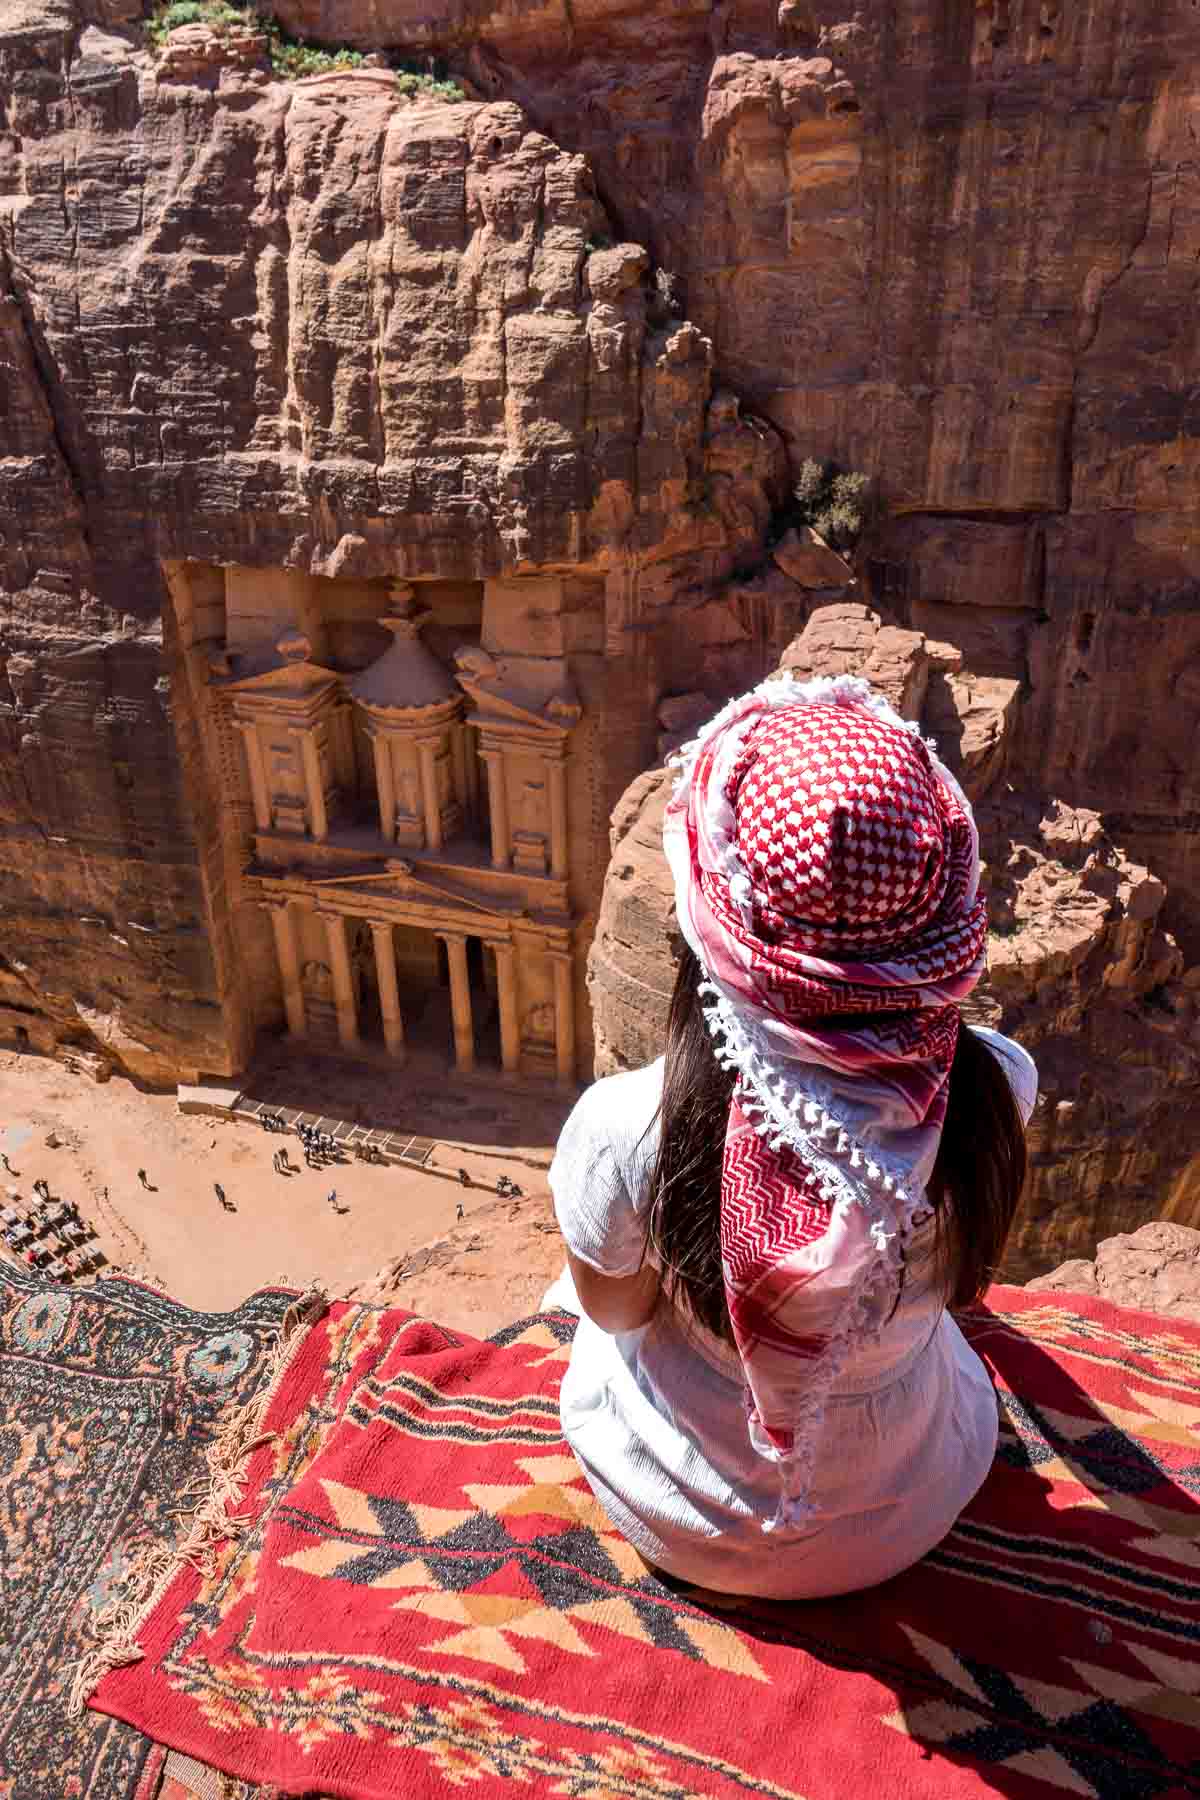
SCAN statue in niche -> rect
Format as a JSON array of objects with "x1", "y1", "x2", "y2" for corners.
[
  {"x1": 454, "y1": 644, "x2": 497, "y2": 683},
  {"x1": 526, "y1": 1001, "x2": 554, "y2": 1047},
  {"x1": 301, "y1": 961, "x2": 334, "y2": 1000}
]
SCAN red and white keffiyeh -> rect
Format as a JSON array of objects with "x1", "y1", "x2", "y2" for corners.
[{"x1": 662, "y1": 673, "x2": 988, "y2": 1530}]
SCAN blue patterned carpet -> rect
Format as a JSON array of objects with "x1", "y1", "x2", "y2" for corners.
[{"x1": 0, "y1": 1265, "x2": 297, "y2": 1800}]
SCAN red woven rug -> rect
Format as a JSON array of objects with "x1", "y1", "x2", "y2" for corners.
[{"x1": 92, "y1": 1288, "x2": 1200, "y2": 1800}]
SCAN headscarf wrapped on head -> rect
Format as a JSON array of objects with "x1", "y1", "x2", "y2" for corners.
[{"x1": 661, "y1": 672, "x2": 988, "y2": 1530}]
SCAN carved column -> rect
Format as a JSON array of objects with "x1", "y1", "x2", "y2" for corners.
[
  {"x1": 439, "y1": 931, "x2": 475, "y2": 1073},
  {"x1": 546, "y1": 753, "x2": 568, "y2": 882},
  {"x1": 235, "y1": 720, "x2": 272, "y2": 831},
  {"x1": 451, "y1": 724, "x2": 468, "y2": 823},
  {"x1": 551, "y1": 948, "x2": 575, "y2": 1089},
  {"x1": 369, "y1": 920, "x2": 405, "y2": 1060},
  {"x1": 296, "y1": 728, "x2": 329, "y2": 841},
  {"x1": 464, "y1": 724, "x2": 481, "y2": 827},
  {"x1": 493, "y1": 942, "x2": 520, "y2": 1075},
  {"x1": 320, "y1": 912, "x2": 359, "y2": 1049},
  {"x1": 417, "y1": 737, "x2": 443, "y2": 852},
  {"x1": 369, "y1": 730, "x2": 396, "y2": 844},
  {"x1": 480, "y1": 747, "x2": 510, "y2": 869},
  {"x1": 265, "y1": 900, "x2": 305, "y2": 1038}
]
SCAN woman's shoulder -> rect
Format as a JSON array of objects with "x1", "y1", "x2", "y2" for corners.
[
  {"x1": 969, "y1": 1025, "x2": 1038, "y2": 1125},
  {"x1": 554, "y1": 1058, "x2": 665, "y2": 1170},
  {"x1": 562, "y1": 1057, "x2": 665, "y2": 1136}
]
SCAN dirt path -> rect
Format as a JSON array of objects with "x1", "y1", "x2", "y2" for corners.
[{"x1": 0, "y1": 1052, "x2": 564, "y2": 1315}]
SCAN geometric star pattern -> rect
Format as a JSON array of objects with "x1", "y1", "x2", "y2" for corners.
[
  {"x1": 279, "y1": 1461, "x2": 769, "y2": 1685},
  {"x1": 90, "y1": 1293, "x2": 1200, "y2": 1800},
  {"x1": 882, "y1": 1626, "x2": 1199, "y2": 1800}
]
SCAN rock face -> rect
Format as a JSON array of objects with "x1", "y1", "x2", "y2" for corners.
[
  {"x1": 589, "y1": 603, "x2": 1200, "y2": 1278},
  {"x1": 3, "y1": 0, "x2": 1200, "y2": 1265},
  {"x1": 1027, "y1": 1223, "x2": 1200, "y2": 1324},
  {"x1": 0, "y1": 12, "x2": 799, "y2": 1082},
  {"x1": 265, "y1": 0, "x2": 1200, "y2": 968}
]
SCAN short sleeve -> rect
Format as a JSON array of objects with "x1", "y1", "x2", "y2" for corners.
[
  {"x1": 971, "y1": 1026, "x2": 1038, "y2": 1126},
  {"x1": 550, "y1": 1078, "x2": 651, "y2": 1278}
]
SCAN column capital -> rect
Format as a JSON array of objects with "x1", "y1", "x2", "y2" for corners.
[{"x1": 436, "y1": 927, "x2": 469, "y2": 946}]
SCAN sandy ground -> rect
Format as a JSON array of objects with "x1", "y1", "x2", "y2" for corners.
[{"x1": 0, "y1": 1049, "x2": 572, "y2": 1325}]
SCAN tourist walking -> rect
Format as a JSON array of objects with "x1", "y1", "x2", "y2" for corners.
[
  {"x1": 456, "y1": 1201, "x2": 465, "y2": 1221},
  {"x1": 458, "y1": 1168, "x2": 470, "y2": 1189},
  {"x1": 549, "y1": 673, "x2": 1038, "y2": 1600},
  {"x1": 137, "y1": 1168, "x2": 149, "y2": 1189}
]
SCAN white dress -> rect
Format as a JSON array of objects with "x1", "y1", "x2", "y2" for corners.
[{"x1": 550, "y1": 1027, "x2": 1038, "y2": 1599}]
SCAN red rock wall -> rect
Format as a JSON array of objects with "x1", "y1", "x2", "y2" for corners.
[
  {"x1": 0, "y1": 13, "x2": 790, "y2": 1080},
  {"x1": 266, "y1": 0, "x2": 1200, "y2": 958},
  {"x1": 588, "y1": 603, "x2": 1200, "y2": 1278},
  {"x1": 4, "y1": 0, "x2": 1200, "y2": 1276}
]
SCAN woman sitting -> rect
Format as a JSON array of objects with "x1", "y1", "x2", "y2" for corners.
[{"x1": 548, "y1": 674, "x2": 1036, "y2": 1599}]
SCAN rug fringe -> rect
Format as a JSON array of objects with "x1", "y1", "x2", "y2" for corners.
[{"x1": 66, "y1": 1282, "x2": 327, "y2": 1718}]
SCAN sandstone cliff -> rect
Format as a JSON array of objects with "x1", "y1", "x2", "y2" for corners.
[
  {"x1": 2, "y1": 0, "x2": 1199, "y2": 1266},
  {"x1": 1028, "y1": 1221, "x2": 1200, "y2": 1324},
  {"x1": 267, "y1": 0, "x2": 1200, "y2": 964},
  {"x1": 589, "y1": 603, "x2": 1200, "y2": 1278},
  {"x1": 0, "y1": 9, "x2": 794, "y2": 1080}
]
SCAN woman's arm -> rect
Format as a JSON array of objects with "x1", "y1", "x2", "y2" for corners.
[{"x1": 566, "y1": 1249, "x2": 660, "y2": 1333}]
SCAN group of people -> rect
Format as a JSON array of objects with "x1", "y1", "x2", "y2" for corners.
[
  {"x1": 457, "y1": 1168, "x2": 523, "y2": 1200},
  {"x1": 1, "y1": 1184, "x2": 100, "y2": 1282},
  {"x1": 297, "y1": 1123, "x2": 338, "y2": 1168}
]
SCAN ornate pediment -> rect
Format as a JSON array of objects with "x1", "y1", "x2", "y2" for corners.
[
  {"x1": 213, "y1": 633, "x2": 343, "y2": 700},
  {"x1": 454, "y1": 648, "x2": 581, "y2": 736},
  {"x1": 299, "y1": 856, "x2": 526, "y2": 920}
]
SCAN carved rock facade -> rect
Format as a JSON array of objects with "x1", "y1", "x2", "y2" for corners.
[
  {"x1": 265, "y1": 0, "x2": 1200, "y2": 966},
  {"x1": 0, "y1": 19, "x2": 798, "y2": 1084}
]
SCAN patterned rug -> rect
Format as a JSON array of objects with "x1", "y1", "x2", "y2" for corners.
[
  {"x1": 90, "y1": 1288, "x2": 1200, "y2": 1800},
  {"x1": 0, "y1": 1264, "x2": 302, "y2": 1800}
]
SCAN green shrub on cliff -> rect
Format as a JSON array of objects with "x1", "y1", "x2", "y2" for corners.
[
  {"x1": 394, "y1": 65, "x2": 467, "y2": 100},
  {"x1": 147, "y1": 0, "x2": 246, "y2": 46},
  {"x1": 265, "y1": 32, "x2": 364, "y2": 77},
  {"x1": 792, "y1": 460, "x2": 870, "y2": 551},
  {"x1": 147, "y1": 0, "x2": 467, "y2": 90}
]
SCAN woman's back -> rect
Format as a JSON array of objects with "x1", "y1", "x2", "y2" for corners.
[
  {"x1": 553, "y1": 672, "x2": 1034, "y2": 1597},
  {"x1": 553, "y1": 1030, "x2": 1036, "y2": 1598}
]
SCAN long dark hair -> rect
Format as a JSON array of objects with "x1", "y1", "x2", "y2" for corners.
[{"x1": 643, "y1": 945, "x2": 1028, "y2": 1342}]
